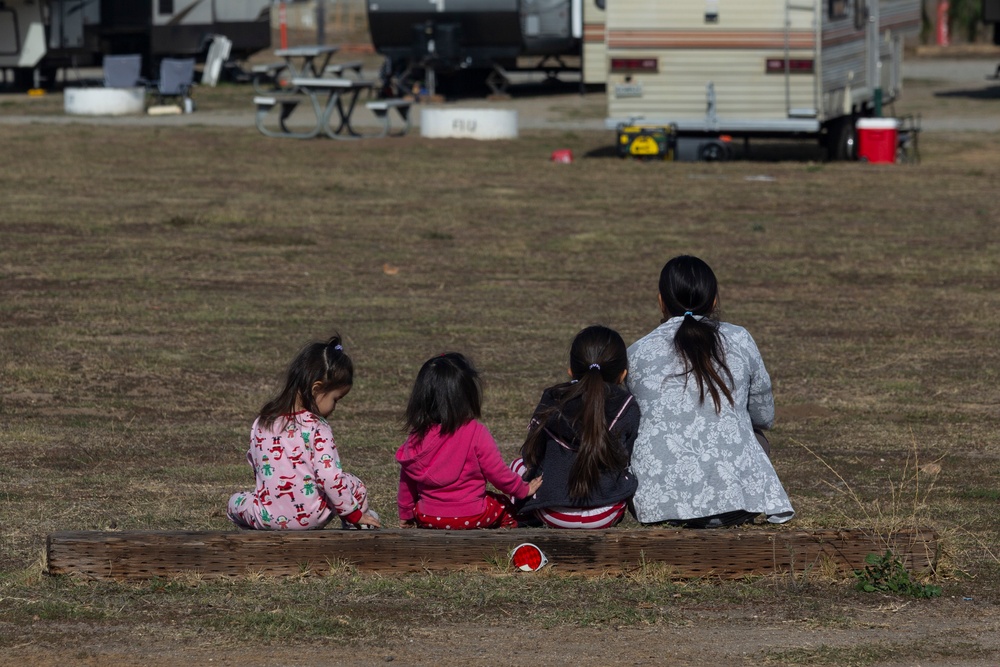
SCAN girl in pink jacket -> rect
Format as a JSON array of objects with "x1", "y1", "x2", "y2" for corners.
[{"x1": 397, "y1": 353, "x2": 543, "y2": 529}]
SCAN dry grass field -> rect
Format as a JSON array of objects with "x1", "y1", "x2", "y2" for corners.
[{"x1": 1, "y1": 75, "x2": 999, "y2": 665}]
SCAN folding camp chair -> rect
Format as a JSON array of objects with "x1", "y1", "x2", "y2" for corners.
[
  {"x1": 103, "y1": 54, "x2": 143, "y2": 88},
  {"x1": 152, "y1": 57, "x2": 196, "y2": 105}
]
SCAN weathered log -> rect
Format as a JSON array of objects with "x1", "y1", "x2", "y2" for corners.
[{"x1": 45, "y1": 528, "x2": 937, "y2": 580}]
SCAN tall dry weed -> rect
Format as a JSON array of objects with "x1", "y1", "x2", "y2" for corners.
[{"x1": 792, "y1": 432, "x2": 944, "y2": 580}]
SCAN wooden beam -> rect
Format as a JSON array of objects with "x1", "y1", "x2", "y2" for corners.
[{"x1": 45, "y1": 528, "x2": 937, "y2": 581}]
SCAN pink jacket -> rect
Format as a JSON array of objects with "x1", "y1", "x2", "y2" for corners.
[{"x1": 396, "y1": 420, "x2": 529, "y2": 520}]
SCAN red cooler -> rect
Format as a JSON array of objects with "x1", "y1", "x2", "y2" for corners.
[{"x1": 856, "y1": 118, "x2": 899, "y2": 163}]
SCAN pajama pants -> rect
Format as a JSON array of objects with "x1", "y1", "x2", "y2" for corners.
[
  {"x1": 415, "y1": 492, "x2": 519, "y2": 529},
  {"x1": 227, "y1": 472, "x2": 369, "y2": 530}
]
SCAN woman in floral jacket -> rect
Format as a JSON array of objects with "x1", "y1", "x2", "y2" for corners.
[{"x1": 626, "y1": 255, "x2": 794, "y2": 527}]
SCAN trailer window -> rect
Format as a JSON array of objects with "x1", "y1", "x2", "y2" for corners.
[
  {"x1": 611, "y1": 58, "x2": 658, "y2": 74},
  {"x1": 853, "y1": 0, "x2": 869, "y2": 30},
  {"x1": 159, "y1": 0, "x2": 174, "y2": 15},
  {"x1": 766, "y1": 58, "x2": 815, "y2": 74},
  {"x1": 0, "y1": 9, "x2": 20, "y2": 56},
  {"x1": 829, "y1": 0, "x2": 849, "y2": 19}
]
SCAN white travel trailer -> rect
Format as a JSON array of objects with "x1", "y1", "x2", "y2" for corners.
[
  {"x1": 0, "y1": 0, "x2": 270, "y2": 89},
  {"x1": 604, "y1": 0, "x2": 921, "y2": 159}
]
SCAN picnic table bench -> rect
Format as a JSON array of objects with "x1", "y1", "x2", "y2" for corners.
[
  {"x1": 253, "y1": 94, "x2": 307, "y2": 137},
  {"x1": 365, "y1": 98, "x2": 413, "y2": 137},
  {"x1": 251, "y1": 62, "x2": 291, "y2": 94},
  {"x1": 45, "y1": 527, "x2": 938, "y2": 580},
  {"x1": 324, "y1": 60, "x2": 364, "y2": 78}
]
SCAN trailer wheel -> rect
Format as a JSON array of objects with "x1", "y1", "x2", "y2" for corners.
[
  {"x1": 827, "y1": 117, "x2": 857, "y2": 161},
  {"x1": 12, "y1": 68, "x2": 37, "y2": 92},
  {"x1": 700, "y1": 140, "x2": 731, "y2": 162}
]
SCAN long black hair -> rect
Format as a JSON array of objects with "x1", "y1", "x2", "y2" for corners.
[
  {"x1": 404, "y1": 352, "x2": 482, "y2": 439},
  {"x1": 258, "y1": 334, "x2": 354, "y2": 429},
  {"x1": 521, "y1": 325, "x2": 630, "y2": 499},
  {"x1": 659, "y1": 255, "x2": 734, "y2": 412}
]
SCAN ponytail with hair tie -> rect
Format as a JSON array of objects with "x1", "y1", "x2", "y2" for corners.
[
  {"x1": 521, "y1": 325, "x2": 630, "y2": 500},
  {"x1": 659, "y1": 256, "x2": 734, "y2": 413}
]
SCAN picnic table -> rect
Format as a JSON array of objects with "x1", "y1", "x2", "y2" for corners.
[
  {"x1": 254, "y1": 77, "x2": 381, "y2": 139},
  {"x1": 251, "y1": 44, "x2": 340, "y2": 93}
]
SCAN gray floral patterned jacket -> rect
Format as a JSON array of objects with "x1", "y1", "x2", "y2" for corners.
[{"x1": 626, "y1": 316, "x2": 794, "y2": 524}]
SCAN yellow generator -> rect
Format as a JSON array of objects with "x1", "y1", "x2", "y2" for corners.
[{"x1": 616, "y1": 124, "x2": 677, "y2": 160}]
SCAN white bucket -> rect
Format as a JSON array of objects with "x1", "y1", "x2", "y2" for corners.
[
  {"x1": 64, "y1": 87, "x2": 146, "y2": 116},
  {"x1": 420, "y1": 108, "x2": 518, "y2": 140}
]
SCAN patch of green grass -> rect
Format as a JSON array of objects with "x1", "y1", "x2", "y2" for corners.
[
  {"x1": 762, "y1": 643, "x2": 896, "y2": 666},
  {"x1": 0, "y1": 571, "x2": 689, "y2": 643},
  {"x1": 205, "y1": 608, "x2": 362, "y2": 641},
  {"x1": 953, "y1": 488, "x2": 1000, "y2": 501},
  {"x1": 420, "y1": 230, "x2": 455, "y2": 241}
]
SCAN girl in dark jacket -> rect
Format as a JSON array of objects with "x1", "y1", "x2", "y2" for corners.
[{"x1": 514, "y1": 325, "x2": 639, "y2": 528}]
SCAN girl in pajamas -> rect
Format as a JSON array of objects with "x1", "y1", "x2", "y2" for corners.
[
  {"x1": 228, "y1": 334, "x2": 381, "y2": 530},
  {"x1": 396, "y1": 353, "x2": 542, "y2": 529}
]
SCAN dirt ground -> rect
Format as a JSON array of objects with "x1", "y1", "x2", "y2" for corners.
[{"x1": 6, "y1": 598, "x2": 999, "y2": 666}]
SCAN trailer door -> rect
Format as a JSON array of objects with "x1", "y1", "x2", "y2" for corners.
[{"x1": 782, "y1": 0, "x2": 820, "y2": 119}]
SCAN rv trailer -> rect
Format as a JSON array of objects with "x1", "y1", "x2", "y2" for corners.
[
  {"x1": 604, "y1": 0, "x2": 921, "y2": 160},
  {"x1": 367, "y1": 0, "x2": 606, "y2": 94},
  {"x1": 0, "y1": 0, "x2": 270, "y2": 89}
]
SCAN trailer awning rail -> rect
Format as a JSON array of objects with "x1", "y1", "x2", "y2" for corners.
[{"x1": 605, "y1": 117, "x2": 822, "y2": 134}]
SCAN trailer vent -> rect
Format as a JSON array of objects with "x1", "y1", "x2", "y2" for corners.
[
  {"x1": 610, "y1": 58, "x2": 658, "y2": 74},
  {"x1": 765, "y1": 58, "x2": 814, "y2": 74}
]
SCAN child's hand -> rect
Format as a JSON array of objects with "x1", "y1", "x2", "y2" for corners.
[
  {"x1": 527, "y1": 475, "x2": 543, "y2": 496},
  {"x1": 357, "y1": 511, "x2": 382, "y2": 529},
  {"x1": 400, "y1": 519, "x2": 416, "y2": 529}
]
